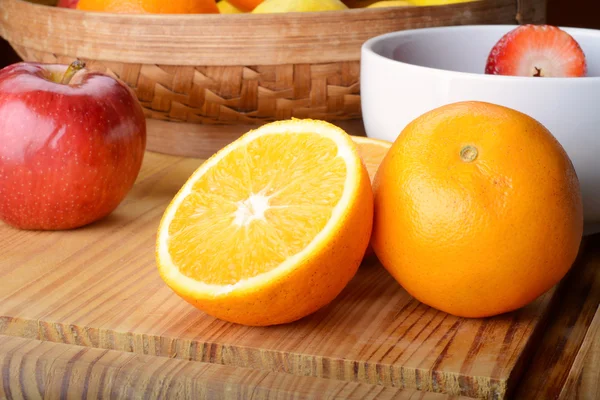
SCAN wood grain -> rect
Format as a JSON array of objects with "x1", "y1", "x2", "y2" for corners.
[
  {"x1": 0, "y1": 335, "x2": 470, "y2": 399},
  {"x1": 0, "y1": 0, "x2": 538, "y2": 66},
  {"x1": 512, "y1": 237, "x2": 600, "y2": 399},
  {"x1": 0, "y1": 151, "x2": 586, "y2": 399},
  {"x1": 516, "y1": 0, "x2": 547, "y2": 23},
  {"x1": 146, "y1": 118, "x2": 367, "y2": 158},
  {"x1": 559, "y1": 305, "x2": 600, "y2": 400}
]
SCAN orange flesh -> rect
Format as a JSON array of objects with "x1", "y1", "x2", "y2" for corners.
[
  {"x1": 167, "y1": 133, "x2": 345, "y2": 285},
  {"x1": 355, "y1": 139, "x2": 391, "y2": 181}
]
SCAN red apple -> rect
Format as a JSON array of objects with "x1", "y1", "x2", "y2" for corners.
[
  {"x1": 0, "y1": 61, "x2": 146, "y2": 230},
  {"x1": 57, "y1": 0, "x2": 79, "y2": 8}
]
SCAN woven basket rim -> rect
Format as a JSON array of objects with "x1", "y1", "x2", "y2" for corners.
[
  {"x1": 0, "y1": 0, "x2": 533, "y2": 66},
  {"x1": 5, "y1": 0, "x2": 502, "y2": 17},
  {"x1": 11, "y1": 0, "x2": 473, "y2": 18}
]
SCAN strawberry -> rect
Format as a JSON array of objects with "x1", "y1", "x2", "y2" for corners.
[{"x1": 485, "y1": 25, "x2": 587, "y2": 78}]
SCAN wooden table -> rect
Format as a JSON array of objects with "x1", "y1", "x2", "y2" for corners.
[{"x1": 0, "y1": 151, "x2": 598, "y2": 399}]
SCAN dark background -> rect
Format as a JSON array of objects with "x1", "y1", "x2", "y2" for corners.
[
  {"x1": 547, "y1": 0, "x2": 599, "y2": 30},
  {"x1": 1, "y1": 0, "x2": 598, "y2": 68}
]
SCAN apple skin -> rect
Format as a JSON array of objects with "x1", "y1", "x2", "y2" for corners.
[
  {"x1": 0, "y1": 62, "x2": 147, "y2": 230},
  {"x1": 57, "y1": 0, "x2": 79, "y2": 8}
]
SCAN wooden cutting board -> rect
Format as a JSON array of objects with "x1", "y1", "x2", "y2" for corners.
[{"x1": 0, "y1": 151, "x2": 578, "y2": 399}]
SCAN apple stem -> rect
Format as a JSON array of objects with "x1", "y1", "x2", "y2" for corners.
[{"x1": 61, "y1": 60, "x2": 86, "y2": 85}]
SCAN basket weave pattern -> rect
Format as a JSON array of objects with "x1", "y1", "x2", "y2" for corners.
[
  {"x1": 2, "y1": 0, "x2": 547, "y2": 129},
  {"x1": 1, "y1": 0, "x2": 547, "y2": 156},
  {"x1": 15, "y1": 46, "x2": 361, "y2": 125}
]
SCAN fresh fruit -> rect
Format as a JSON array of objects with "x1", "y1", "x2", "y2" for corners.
[
  {"x1": 351, "y1": 136, "x2": 392, "y2": 184},
  {"x1": 0, "y1": 61, "x2": 146, "y2": 230},
  {"x1": 252, "y1": 0, "x2": 347, "y2": 13},
  {"x1": 367, "y1": 0, "x2": 413, "y2": 7},
  {"x1": 57, "y1": 0, "x2": 79, "y2": 8},
  {"x1": 217, "y1": 0, "x2": 245, "y2": 12},
  {"x1": 156, "y1": 119, "x2": 373, "y2": 326},
  {"x1": 351, "y1": 135, "x2": 392, "y2": 257},
  {"x1": 76, "y1": 0, "x2": 219, "y2": 13},
  {"x1": 372, "y1": 101, "x2": 583, "y2": 318},
  {"x1": 225, "y1": 0, "x2": 263, "y2": 11},
  {"x1": 485, "y1": 25, "x2": 587, "y2": 77}
]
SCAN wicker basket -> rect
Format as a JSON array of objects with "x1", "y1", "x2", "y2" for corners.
[{"x1": 0, "y1": 0, "x2": 546, "y2": 157}]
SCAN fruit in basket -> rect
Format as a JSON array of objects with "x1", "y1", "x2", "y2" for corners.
[
  {"x1": 367, "y1": 1, "x2": 413, "y2": 7},
  {"x1": 372, "y1": 101, "x2": 583, "y2": 318},
  {"x1": 252, "y1": 0, "x2": 348, "y2": 13},
  {"x1": 0, "y1": 61, "x2": 146, "y2": 230},
  {"x1": 57, "y1": 0, "x2": 79, "y2": 8},
  {"x1": 485, "y1": 25, "x2": 587, "y2": 77},
  {"x1": 224, "y1": 0, "x2": 263, "y2": 11},
  {"x1": 76, "y1": 0, "x2": 219, "y2": 13},
  {"x1": 217, "y1": 0, "x2": 245, "y2": 13},
  {"x1": 156, "y1": 119, "x2": 373, "y2": 326},
  {"x1": 351, "y1": 136, "x2": 392, "y2": 257}
]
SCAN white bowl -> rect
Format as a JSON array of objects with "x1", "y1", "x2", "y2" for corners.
[{"x1": 361, "y1": 25, "x2": 600, "y2": 234}]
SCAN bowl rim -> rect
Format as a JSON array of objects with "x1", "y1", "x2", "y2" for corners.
[{"x1": 361, "y1": 24, "x2": 600, "y2": 82}]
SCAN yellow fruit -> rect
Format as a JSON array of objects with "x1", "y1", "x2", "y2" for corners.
[
  {"x1": 408, "y1": 0, "x2": 476, "y2": 5},
  {"x1": 367, "y1": 1, "x2": 413, "y2": 7},
  {"x1": 156, "y1": 119, "x2": 373, "y2": 326},
  {"x1": 217, "y1": 0, "x2": 244, "y2": 12},
  {"x1": 252, "y1": 0, "x2": 347, "y2": 13},
  {"x1": 372, "y1": 101, "x2": 583, "y2": 318}
]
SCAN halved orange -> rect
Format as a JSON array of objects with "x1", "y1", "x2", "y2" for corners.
[
  {"x1": 351, "y1": 135, "x2": 392, "y2": 257},
  {"x1": 351, "y1": 136, "x2": 392, "y2": 183},
  {"x1": 156, "y1": 119, "x2": 373, "y2": 326}
]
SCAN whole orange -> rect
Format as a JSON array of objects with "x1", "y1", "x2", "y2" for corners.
[
  {"x1": 76, "y1": 0, "x2": 219, "y2": 13},
  {"x1": 372, "y1": 101, "x2": 583, "y2": 318}
]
